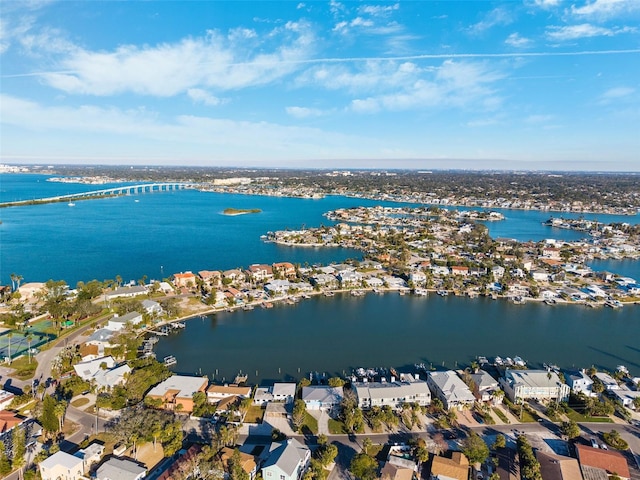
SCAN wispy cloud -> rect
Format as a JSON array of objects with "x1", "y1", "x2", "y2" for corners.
[
  {"x1": 505, "y1": 33, "x2": 532, "y2": 48},
  {"x1": 187, "y1": 88, "x2": 223, "y2": 106},
  {"x1": 602, "y1": 86, "x2": 635, "y2": 98},
  {"x1": 469, "y1": 7, "x2": 514, "y2": 35},
  {"x1": 525, "y1": 114, "x2": 554, "y2": 123},
  {"x1": 546, "y1": 23, "x2": 636, "y2": 40},
  {"x1": 358, "y1": 4, "x2": 400, "y2": 17},
  {"x1": 571, "y1": 0, "x2": 640, "y2": 19},
  {"x1": 285, "y1": 106, "x2": 327, "y2": 118},
  {"x1": 532, "y1": 0, "x2": 561, "y2": 9}
]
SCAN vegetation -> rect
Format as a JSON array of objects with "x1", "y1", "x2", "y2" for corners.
[
  {"x1": 350, "y1": 451, "x2": 378, "y2": 480},
  {"x1": 517, "y1": 436, "x2": 542, "y2": 480},
  {"x1": 602, "y1": 430, "x2": 629, "y2": 450},
  {"x1": 462, "y1": 431, "x2": 490, "y2": 465},
  {"x1": 492, "y1": 407, "x2": 510, "y2": 424},
  {"x1": 560, "y1": 420, "x2": 581, "y2": 439}
]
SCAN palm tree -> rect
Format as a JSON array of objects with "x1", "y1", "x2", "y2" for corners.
[
  {"x1": 26, "y1": 334, "x2": 33, "y2": 363},
  {"x1": 10, "y1": 273, "x2": 23, "y2": 292},
  {"x1": 54, "y1": 402, "x2": 66, "y2": 432},
  {"x1": 6, "y1": 332, "x2": 12, "y2": 364}
]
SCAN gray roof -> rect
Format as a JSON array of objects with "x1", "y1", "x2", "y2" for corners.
[
  {"x1": 301, "y1": 386, "x2": 344, "y2": 404},
  {"x1": 428, "y1": 371, "x2": 475, "y2": 404},
  {"x1": 262, "y1": 439, "x2": 309, "y2": 477},
  {"x1": 147, "y1": 375, "x2": 207, "y2": 399},
  {"x1": 470, "y1": 370, "x2": 499, "y2": 390},
  {"x1": 86, "y1": 328, "x2": 115, "y2": 343},
  {"x1": 111, "y1": 311, "x2": 142, "y2": 323},
  {"x1": 107, "y1": 285, "x2": 147, "y2": 297},
  {"x1": 96, "y1": 457, "x2": 146, "y2": 480},
  {"x1": 272, "y1": 383, "x2": 296, "y2": 398},
  {"x1": 39, "y1": 451, "x2": 83, "y2": 470},
  {"x1": 506, "y1": 369, "x2": 564, "y2": 389},
  {"x1": 355, "y1": 381, "x2": 431, "y2": 400}
]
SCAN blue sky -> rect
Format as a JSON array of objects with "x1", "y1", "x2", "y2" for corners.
[{"x1": 1, "y1": 0, "x2": 639, "y2": 171}]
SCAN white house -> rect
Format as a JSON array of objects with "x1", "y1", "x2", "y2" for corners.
[
  {"x1": 594, "y1": 372, "x2": 620, "y2": 391},
  {"x1": 500, "y1": 369, "x2": 570, "y2": 403},
  {"x1": 261, "y1": 439, "x2": 310, "y2": 480},
  {"x1": 105, "y1": 285, "x2": 147, "y2": 300},
  {"x1": 96, "y1": 457, "x2": 146, "y2": 480},
  {"x1": 73, "y1": 356, "x2": 116, "y2": 381},
  {"x1": 141, "y1": 299, "x2": 163, "y2": 315},
  {"x1": 564, "y1": 370, "x2": 594, "y2": 396},
  {"x1": 427, "y1": 371, "x2": 475, "y2": 410},
  {"x1": 107, "y1": 311, "x2": 144, "y2": 331},
  {"x1": 39, "y1": 451, "x2": 86, "y2": 480},
  {"x1": 301, "y1": 386, "x2": 344, "y2": 411},
  {"x1": 409, "y1": 270, "x2": 427, "y2": 285}
]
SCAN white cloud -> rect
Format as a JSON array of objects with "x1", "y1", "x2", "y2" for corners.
[
  {"x1": 546, "y1": 23, "x2": 636, "y2": 40},
  {"x1": 505, "y1": 33, "x2": 532, "y2": 47},
  {"x1": 469, "y1": 7, "x2": 514, "y2": 35},
  {"x1": 0, "y1": 94, "x2": 383, "y2": 161},
  {"x1": 187, "y1": 88, "x2": 222, "y2": 106},
  {"x1": 525, "y1": 114, "x2": 554, "y2": 123},
  {"x1": 21, "y1": 23, "x2": 315, "y2": 97},
  {"x1": 571, "y1": 0, "x2": 640, "y2": 19},
  {"x1": 285, "y1": 106, "x2": 326, "y2": 118},
  {"x1": 532, "y1": 0, "x2": 560, "y2": 8},
  {"x1": 350, "y1": 17, "x2": 375, "y2": 28},
  {"x1": 602, "y1": 86, "x2": 635, "y2": 98},
  {"x1": 358, "y1": 4, "x2": 400, "y2": 16}
]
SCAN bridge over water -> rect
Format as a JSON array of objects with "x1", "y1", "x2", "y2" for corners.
[{"x1": 0, "y1": 182, "x2": 199, "y2": 208}]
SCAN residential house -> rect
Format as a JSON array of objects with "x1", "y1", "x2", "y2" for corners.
[
  {"x1": 223, "y1": 269, "x2": 245, "y2": 283},
  {"x1": 75, "y1": 442, "x2": 105, "y2": 473},
  {"x1": 431, "y1": 265, "x2": 450, "y2": 276},
  {"x1": 83, "y1": 328, "x2": 116, "y2": 355},
  {"x1": 105, "y1": 285, "x2": 147, "y2": 301},
  {"x1": 145, "y1": 375, "x2": 208, "y2": 413},
  {"x1": 0, "y1": 410, "x2": 27, "y2": 447},
  {"x1": 273, "y1": 262, "x2": 297, "y2": 279},
  {"x1": 409, "y1": 270, "x2": 427, "y2": 285},
  {"x1": 338, "y1": 270, "x2": 363, "y2": 286},
  {"x1": 221, "y1": 447, "x2": 258, "y2": 480},
  {"x1": 248, "y1": 264, "x2": 274, "y2": 282},
  {"x1": 92, "y1": 364, "x2": 132, "y2": 391},
  {"x1": 265, "y1": 280, "x2": 292, "y2": 295},
  {"x1": 499, "y1": 369, "x2": 570, "y2": 403},
  {"x1": 491, "y1": 266, "x2": 505, "y2": 279},
  {"x1": 301, "y1": 386, "x2": 344, "y2": 411},
  {"x1": 564, "y1": 370, "x2": 594, "y2": 396},
  {"x1": 594, "y1": 372, "x2": 620, "y2": 391},
  {"x1": 611, "y1": 386, "x2": 640, "y2": 410},
  {"x1": 536, "y1": 451, "x2": 583, "y2": 480},
  {"x1": 261, "y1": 438, "x2": 311, "y2": 480},
  {"x1": 427, "y1": 371, "x2": 475, "y2": 410},
  {"x1": 207, "y1": 384, "x2": 252, "y2": 404},
  {"x1": 354, "y1": 379, "x2": 431, "y2": 410},
  {"x1": 198, "y1": 270, "x2": 223, "y2": 288},
  {"x1": 107, "y1": 311, "x2": 143, "y2": 331},
  {"x1": 141, "y1": 299, "x2": 162, "y2": 316},
  {"x1": 450, "y1": 266, "x2": 470, "y2": 276},
  {"x1": 39, "y1": 451, "x2": 86, "y2": 480},
  {"x1": 157, "y1": 445, "x2": 202, "y2": 480},
  {"x1": 0, "y1": 389, "x2": 15, "y2": 410},
  {"x1": 542, "y1": 247, "x2": 562, "y2": 260},
  {"x1": 531, "y1": 270, "x2": 550, "y2": 282},
  {"x1": 429, "y1": 452, "x2": 470, "y2": 480},
  {"x1": 310, "y1": 273, "x2": 339, "y2": 288},
  {"x1": 254, "y1": 383, "x2": 297, "y2": 405},
  {"x1": 95, "y1": 457, "x2": 147, "y2": 480},
  {"x1": 173, "y1": 271, "x2": 197, "y2": 289},
  {"x1": 381, "y1": 454, "x2": 417, "y2": 480},
  {"x1": 576, "y1": 445, "x2": 630, "y2": 480},
  {"x1": 469, "y1": 370, "x2": 502, "y2": 403},
  {"x1": 365, "y1": 276, "x2": 385, "y2": 288}
]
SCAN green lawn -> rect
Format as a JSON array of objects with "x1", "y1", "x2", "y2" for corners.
[
  {"x1": 71, "y1": 397, "x2": 91, "y2": 408},
  {"x1": 244, "y1": 405, "x2": 265, "y2": 424},
  {"x1": 301, "y1": 412, "x2": 318, "y2": 435},
  {"x1": 493, "y1": 408, "x2": 510, "y2": 424},
  {"x1": 8, "y1": 355, "x2": 38, "y2": 380},
  {"x1": 328, "y1": 418, "x2": 346, "y2": 434},
  {"x1": 566, "y1": 408, "x2": 613, "y2": 423}
]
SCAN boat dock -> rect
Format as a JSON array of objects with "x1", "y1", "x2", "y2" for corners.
[{"x1": 164, "y1": 355, "x2": 177, "y2": 366}]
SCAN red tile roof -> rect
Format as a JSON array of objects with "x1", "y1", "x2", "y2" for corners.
[{"x1": 576, "y1": 445, "x2": 630, "y2": 479}]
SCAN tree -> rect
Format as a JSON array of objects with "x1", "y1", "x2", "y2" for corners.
[
  {"x1": 292, "y1": 399, "x2": 307, "y2": 432},
  {"x1": 560, "y1": 421, "x2": 580, "y2": 440},
  {"x1": 328, "y1": 377, "x2": 346, "y2": 387},
  {"x1": 350, "y1": 452, "x2": 378, "y2": 480},
  {"x1": 462, "y1": 431, "x2": 489, "y2": 465},
  {"x1": 40, "y1": 395, "x2": 60, "y2": 436},
  {"x1": 54, "y1": 401, "x2": 67, "y2": 432},
  {"x1": 493, "y1": 434, "x2": 506, "y2": 449},
  {"x1": 633, "y1": 396, "x2": 640, "y2": 410},
  {"x1": 229, "y1": 448, "x2": 250, "y2": 480},
  {"x1": 317, "y1": 443, "x2": 338, "y2": 467},
  {"x1": 26, "y1": 334, "x2": 33, "y2": 363},
  {"x1": 0, "y1": 441, "x2": 10, "y2": 476},
  {"x1": 12, "y1": 426, "x2": 26, "y2": 478}
]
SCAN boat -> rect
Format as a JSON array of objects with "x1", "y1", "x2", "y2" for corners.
[
  {"x1": 494, "y1": 356, "x2": 504, "y2": 366},
  {"x1": 68, "y1": 202, "x2": 76, "y2": 207},
  {"x1": 544, "y1": 298, "x2": 556, "y2": 305},
  {"x1": 413, "y1": 288, "x2": 428, "y2": 296},
  {"x1": 513, "y1": 356, "x2": 526, "y2": 367},
  {"x1": 512, "y1": 296, "x2": 525, "y2": 304},
  {"x1": 605, "y1": 299, "x2": 622, "y2": 309},
  {"x1": 243, "y1": 304, "x2": 254, "y2": 311},
  {"x1": 163, "y1": 355, "x2": 177, "y2": 366},
  {"x1": 437, "y1": 290, "x2": 449, "y2": 296},
  {"x1": 351, "y1": 290, "x2": 365, "y2": 297},
  {"x1": 324, "y1": 291, "x2": 335, "y2": 297}
]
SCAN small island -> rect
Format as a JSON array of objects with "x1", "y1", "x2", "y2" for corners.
[{"x1": 223, "y1": 207, "x2": 261, "y2": 216}]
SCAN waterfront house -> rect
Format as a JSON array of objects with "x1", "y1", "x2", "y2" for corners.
[
  {"x1": 338, "y1": 270, "x2": 363, "y2": 286},
  {"x1": 73, "y1": 356, "x2": 116, "y2": 380},
  {"x1": 96, "y1": 457, "x2": 147, "y2": 480},
  {"x1": 92, "y1": 364, "x2": 132, "y2": 391},
  {"x1": 301, "y1": 386, "x2": 344, "y2": 411},
  {"x1": 576, "y1": 445, "x2": 630, "y2": 480},
  {"x1": 469, "y1": 370, "x2": 502, "y2": 403},
  {"x1": 491, "y1": 266, "x2": 505, "y2": 279},
  {"x1": 141, "y1": 299, "x2": 163, "y2": 316},
  {"x1": 354, "y1": 379, "x2": 431, "y2": 410},
  {"x1": 431, "y1": 265, "x2": 450, "y2": 276},
  {"x1": 594, "y1": 372, "x2": 620, "y2": 391},
  {"x1": 146, "y1": 375, "x2": 208, "y2": 413},
  {"x1": 365, "y1": 276, "x2": 385, "y2": 288},
  {"x1": 310, "y1": 273, "x2": 339, "y2": 288},
  {"x1": 254, "y1": 383, "x2": 297, "y2": 405},
  {"x1": 173, "y1": 271, "x2": 197, "y2": 289},
  {"x1": 564, "y1": 370, "x2": 594, "y2": 396},
  {"x1": 39, "y1": 451, "x2": 86, "y2": 480},
  {"x1": 450, "y1": 266, "x2": 470, "y2": 276},
  {"x1": 273, "y1": 262, "x2": 297, "y2": 279},
  {"x1": 426, "y1": 371, "x2": 475, "y2": 410},
  {"x1": 198, "y1": 270, "x2": 223, "y2": 288},
  {"x1": 531, "y1": 270, "x2": 550, "y2": 282},
  {"x1": 409, "y1": 270, "x2": 427, "y2": 285},
  {"x1": 261, "y1": 438, "x2": 311, "y2": 480},
  {"x1": 84, "y1": 328, "x2": 117, "y2": 355},
  {"x1": 611, "y1": 386, "x2": 640, "y2": 410},
  {"x1": 429, "y1": 452, "x2": 470, "y2": 480},
  {"x1": 248, "y1": 264, "x2": 274, "y2": 282},
  {"x1": 207, "y1": 384, "x2": 252, "y2": 404},
  {"x1": 105, "y1": 285, "x2": 147, "y2": 300},
  {"x1": 107, "y1": 311, "x2": 144, "y2": 331},
  {"x1": 499, "y1": 369, "x2": 570, "y2": 403},
  {"x1": 535, "y1": 450, "x2": 583, "y2": 480},
  {"x1": 264, "y1": 280, "x2": 292, "y2": 295}
]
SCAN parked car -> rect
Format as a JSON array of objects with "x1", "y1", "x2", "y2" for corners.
[{"x1": 590, "y1": 438, "x2": 599, "y2": 449}]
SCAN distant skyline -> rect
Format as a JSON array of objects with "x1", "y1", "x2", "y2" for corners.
[{"x1": 1, "y1": 0, "x2": 639, "y2": 171}]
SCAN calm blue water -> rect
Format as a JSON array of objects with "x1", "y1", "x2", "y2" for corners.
[
  {"x1": 154, "y1": 293, "x2": 640, "y2": 383},
  {"x1": 1, "y1": 173, "x2": 639, "y2": 285}
]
